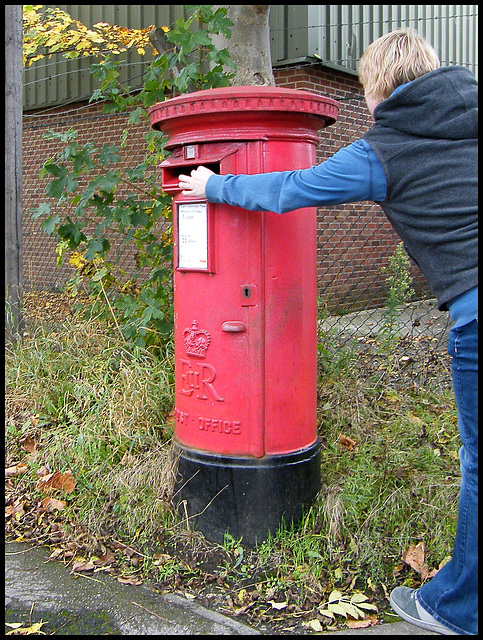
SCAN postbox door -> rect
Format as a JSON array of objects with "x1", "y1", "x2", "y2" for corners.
[{"x1": 172, "y1": 149, "x2": 265, "y2": 458}]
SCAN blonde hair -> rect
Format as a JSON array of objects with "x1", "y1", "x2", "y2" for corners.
[{"x1": 358, "y1": 29, "x2": 440, "y2": 102}]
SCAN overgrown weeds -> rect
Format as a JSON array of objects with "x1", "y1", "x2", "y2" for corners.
[
  {"x1": 315, "y1": 329, "x2": 457, "y2": 585},
  {"x1": 5, "y1": 294, "x2": 459, "y2": 633},
  {"x1": 6, "y1": 298, "x2": 176, "y2": 547}
]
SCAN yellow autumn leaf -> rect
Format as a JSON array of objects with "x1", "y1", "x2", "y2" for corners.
[
  {"x1": 237, "y1": 588, "x2": 247, "y2": 603},
  {"x1": 317, "y1": 607, "x2": 335, "y2": 619},
  {"x1": 341, "y1": 601, "x2": 364, "y2": 619},
  {"x1": 328, "y1": 602, "x2": 348, "y2": 617},
  {"x1": 76, "y1": 40, "x2": 91, "y2": 51},
  {"x1": 23, "y1": 6, "x2": 154, "y2": 65},
  {"x1": 328, "y1": 589, "x2": 343, "y2": 602},
  {"x1": 303, "y1": 619, "x2": 324, "y2": 632},
  {"x1": 268, "y1": 600, "x2": 288, "y2": 610},
  {"x1": 69, "y1": 251, "x2": 87, "y2": 269},
  {"x1": 44, "y1": 36, "x2": 60, "y2": 47},
  {"x1": 6, "y1": 621, "x2": 47, "y2": 635},
  {"x1": 26, "y1": 54, "x2": 44, "y2": 66}
]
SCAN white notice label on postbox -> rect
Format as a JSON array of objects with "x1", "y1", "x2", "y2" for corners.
[{"x1": 178, "y1": 202, "x2": 208, "y2": 270}]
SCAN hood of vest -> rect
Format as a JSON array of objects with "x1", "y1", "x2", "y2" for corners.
[{"x1": 372, "y1": 66, "x2": 478, "y2": 141}]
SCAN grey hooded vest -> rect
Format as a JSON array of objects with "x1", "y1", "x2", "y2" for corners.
[{"x1": 363, "y1": 66, "x2": 478, "y2": 310}]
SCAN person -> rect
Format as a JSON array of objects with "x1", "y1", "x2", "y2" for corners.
[{"x1": 178, "y1": 29, "x2": 478, "y2": 635}]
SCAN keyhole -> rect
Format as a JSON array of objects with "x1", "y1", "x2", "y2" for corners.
[{"x1": 243, "y1": 287, "x2": 251, "y2": 298}]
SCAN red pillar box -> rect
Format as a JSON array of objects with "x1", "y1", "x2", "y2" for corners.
[{"x1": 149, "y1": 86, "x2": 337, "y2": 545}]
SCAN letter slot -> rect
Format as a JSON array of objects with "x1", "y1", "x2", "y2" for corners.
[{"x1": 161, "y1": 161, "x2": 220, "y2": 194}]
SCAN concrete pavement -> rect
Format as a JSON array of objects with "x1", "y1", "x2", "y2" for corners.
[
  {"x1": 5, "y1": 541, "x2": 441, "y2": 635},
  {"x1": 5, "y1": 541, "x2": 258, "y2": 635}
]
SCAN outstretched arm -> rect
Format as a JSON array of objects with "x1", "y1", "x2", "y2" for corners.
[{"x1": 177, "y1": 140, "x2": 386, "y2": 212}]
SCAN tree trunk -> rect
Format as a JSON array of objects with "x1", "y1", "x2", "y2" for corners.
[
  {"x1": 5, "y1": 5, "x2": 24, "y2": 345},
  {"x1": 211, "y1": 5, "x2": 275, "y2": 86}
]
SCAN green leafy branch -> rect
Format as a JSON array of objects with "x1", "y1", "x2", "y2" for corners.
[{"x1": 29, "y1": 5, "x2": 235, "y2": 351}]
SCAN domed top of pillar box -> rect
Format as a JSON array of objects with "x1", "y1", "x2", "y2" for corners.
[{"x1": 148, "y1": 85, "x2": 338, "y2": 148}]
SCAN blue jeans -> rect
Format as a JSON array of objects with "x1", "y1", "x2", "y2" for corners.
[{"x1": 417, "y1": 319, "x2": 478, "y2": 634}]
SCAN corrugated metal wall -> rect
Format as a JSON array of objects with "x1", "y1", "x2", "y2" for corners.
[
  {"x1": 23, "y1": 5, "x2": 478, "y2": 110},
  {"x1": 301, "y1": 5, "x2": 478, "y2": 76}
]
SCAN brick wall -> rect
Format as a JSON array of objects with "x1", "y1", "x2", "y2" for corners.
[
  {"x1": 23, "y1": 101, "x2": 159, "y2": 291},
  {"x1": 22, "y1": 63, "x2": 429, "y2": 310}
]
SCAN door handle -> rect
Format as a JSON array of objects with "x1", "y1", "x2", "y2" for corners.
[{"x1": 221, "y1": 321, "x2": 247, "y2": 333}]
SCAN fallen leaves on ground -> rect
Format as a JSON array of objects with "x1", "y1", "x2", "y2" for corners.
[
  {"x1": 338, "y1": 434, "x2": 357, "y2": 451},
  {"x1": 71, "y1": 558, "x2": 97, "y2": 573},
  {"x1": 117, "y1": 575, "x2": 143, "y2": 585},
  {"x1": 5, "y1": 502, "x2": 26, "y2": 518},
  {"x1": 38, "y1": 497, "x2": 67, "y2": 511},
  {"x1": 347, "y1": 615, "x2": 378, "y2": 628},
  {"x1": 6, "y1": 293, "x2": 455, "y2": 636},
  {"x1": 35, "y1": 469, "x2": 76, "y2": 494},
  {"x1": 5, "y1": 463, "x2": 29, "y2": 478},
  {"x1": 403, "y1": 541, "x2": 426, "y2": 573},
  {"x1": 317, "y1": 589, "x2": 378, "y2": 621},
  {"x1": 402, "y1": 541, "x2": 448, "y2": 584},
  {"x1": 22, "y1": 291, "x2": 88, "y2": 326}
]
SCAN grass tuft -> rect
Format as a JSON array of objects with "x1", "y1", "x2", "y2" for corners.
[{"x1": 6, "y1": 308, "x2": 176, "y2": 546}]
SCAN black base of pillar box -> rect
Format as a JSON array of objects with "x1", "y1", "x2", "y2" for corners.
[{"x1": 172, "y1": 440, "x2": 321, "y2": 546}]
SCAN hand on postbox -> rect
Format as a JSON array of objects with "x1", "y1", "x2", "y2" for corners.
[{"x1": 179, "y1": 166, "x2": 215, "y2": 199}]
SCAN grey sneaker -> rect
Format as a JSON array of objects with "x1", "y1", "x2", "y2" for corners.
[{"x1": 389, "y1": 587, "x2": 458, "y2": 635}]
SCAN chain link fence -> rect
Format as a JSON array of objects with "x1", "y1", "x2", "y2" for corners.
[
  {"x1": 313, "y1": 94, "x2": 452, "y2": 346},
  {"x1": 22, "y1": 92, "x2": 453, "y2": 385}
]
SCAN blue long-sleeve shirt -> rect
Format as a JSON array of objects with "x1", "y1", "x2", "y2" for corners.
[
  {"x1": 204, "y1": 85, "x2": 418, "y2": 212},
  {"x1": 204, "y1": 82, "x2": 417, "y2": 211},
  {"x1": 205, "y1": 138, "x2": 387, "y2": 213}
]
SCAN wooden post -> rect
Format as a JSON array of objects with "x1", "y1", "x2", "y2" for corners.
[{"x1": 5, "y1": 5, "x2": 24, "y2": 345}]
